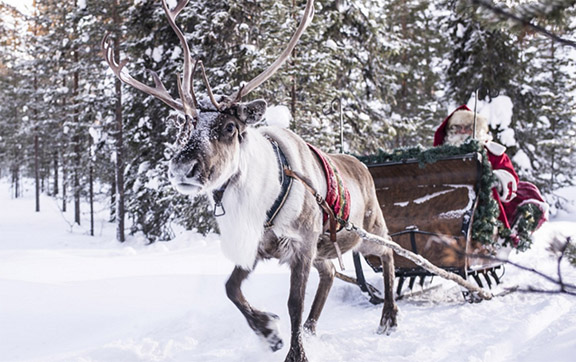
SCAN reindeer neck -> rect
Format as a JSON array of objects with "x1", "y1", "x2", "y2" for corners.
[
  {"x1": 215, "y1": 128, "x2": 283, "y2": 218},
  {"x1": 216, "y1": 128, "x2": 282, "y2": 269}
]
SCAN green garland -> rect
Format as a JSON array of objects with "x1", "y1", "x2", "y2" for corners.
[
  {"x1": 357, "y1": 140, "x2": 501, "y2": 248},
  {"x1": 358, "y1": 141, "x2": 484, "y2": 168}
]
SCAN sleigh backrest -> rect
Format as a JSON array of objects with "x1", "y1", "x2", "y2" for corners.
[{"x1": 366, "y1": 152, "x2": 497, "y2": 275}]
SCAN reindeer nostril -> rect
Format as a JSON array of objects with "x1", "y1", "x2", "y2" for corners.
[{"x1": 186, "y1": 163, "x2": 199, "y2": 179}]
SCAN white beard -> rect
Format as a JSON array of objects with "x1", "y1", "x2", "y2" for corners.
[{"x1": 444, "y1": 132, "x2": 470, "y2": 146}]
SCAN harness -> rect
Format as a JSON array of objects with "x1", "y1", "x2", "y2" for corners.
[
  {"x1": 264, "y1": 139, "x2": 294, "y2": 229},
  {"x1": 285, "y1": 144, "x2": 351, "y2": 270},
  {"x1": 211, "y1": 137, "x2": 293, "y2": 228},
  {"x1": 306, "y1": 144, "x2": 351, "y2": 228},
  {"x1": 212, "y1": 138, "x2": 350, "y2": 270}
]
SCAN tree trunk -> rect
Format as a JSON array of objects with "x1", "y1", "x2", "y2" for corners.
[
  {"x1": 53, "y1": 151, "x2": 59, "y2": 196},
  {"x1": 110, "y1": 178, "x2": 116, "y2": 222},
  {"x1": 33, "y1": 3, "x2": 40, "y2": 212},
  {"x1": 89, "y1": 164, "x2": 94, "y2": 236},
  {"x1": 62, "y1": 160, "x2": 67, "y2": 212},
  {"x1": 289, "y1": 0, "x2": 297, "y2": 119},
  {"x1": 34, "y1": 132, "x2": 40, "y2": 212},
  {"x1": 113, "y1": 0, "x2": 126, "y2": 242},
  {"x1": 11, "y1": 165, "x2": 20, "y2": 198},
  {"x1": 73, "y1": 31, "x2": 81, "y2": 226},
  {"x1": 62, "y1": 75, "x2": 67, "y2": 213}
]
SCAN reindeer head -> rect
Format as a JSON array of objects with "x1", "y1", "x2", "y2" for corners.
[
  {"x1": 168, "y1": 98, "x2": 267, "y2": 195},
  {"x1": 102, "y1": 0, "x2": 314, "y2": 196}
]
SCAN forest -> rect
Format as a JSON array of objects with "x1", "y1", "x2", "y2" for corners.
[{"x1": 1, "y1": 0, "x2": 575, "y2": 243}]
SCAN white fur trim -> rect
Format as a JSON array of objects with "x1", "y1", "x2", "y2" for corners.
[
  {"x1": 485, "y1": 141, "x2": 507, "y2": 156},
  {"x1": 493, "y1": 169, "x2": 517, "y2": 202}
]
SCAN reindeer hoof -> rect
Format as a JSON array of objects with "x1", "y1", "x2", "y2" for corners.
[
  {"x1": 376, "y1": 323, "x2": 395, "y2": 335},
  {"x1": 262, "y1": 312, "x2": 283, "y2": 352},
  {"x1": 270, "y1": 338, "x2": 284, "y2": 352},
  {"x1": 376, "y1": 317, "x2": 398, "y2": 335},
  {"x1": 377, "y1": 313, "x2": 398, "y2": 335},
  {"x1": 303, "y1": 319, "x2": 316, "y2": 336},
  {"x1": 377, "y1": 305, "x2": 398, "y2": 335}
]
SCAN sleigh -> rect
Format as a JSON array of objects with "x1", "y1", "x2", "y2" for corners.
[{"x1": 350, "y1": 151, "x2": 506, "y2": 302}]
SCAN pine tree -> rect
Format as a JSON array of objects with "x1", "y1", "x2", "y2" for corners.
[
  {"x1": 0, "y1": 4, "x2": 28, "y2": 197},
  {"x1": 382, "y1": 0, "x2": 449, "y2": 149},
  {"x1": 513, "y1": 34, "x2": 576, "y2": 195}
]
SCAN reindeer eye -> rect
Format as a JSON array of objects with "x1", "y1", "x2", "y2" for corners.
[{"x1": 225, "y1": 122, "x2": 236, "y2": 134}]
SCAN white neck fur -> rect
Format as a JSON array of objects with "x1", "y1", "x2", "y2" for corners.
[{"x1": 216, "y1": 128, "x2": 281, "y2": 270}]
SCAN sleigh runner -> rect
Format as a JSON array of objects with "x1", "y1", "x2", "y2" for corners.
[{"x1": 351, "y1": 145, "x2": 508, "y2": 300}]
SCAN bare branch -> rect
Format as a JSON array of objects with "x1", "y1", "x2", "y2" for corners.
[
  {"x1": 349, "y1": 225, "x2": 494, "y2": 300},
  {"x1": 470, "y1": 0, "x2": 576, "y2": 48}
]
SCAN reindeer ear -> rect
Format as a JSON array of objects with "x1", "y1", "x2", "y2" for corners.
[{"x1": 236, "y1": 99, "x2": 267, "y2": 125}]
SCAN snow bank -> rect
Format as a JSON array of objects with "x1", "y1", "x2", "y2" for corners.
[{"x1": 1, "y1": 180, "x2": 575, "y2": 362}]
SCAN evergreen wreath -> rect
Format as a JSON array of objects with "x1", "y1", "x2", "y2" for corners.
[{"x1": 499, "y1": 202, "x2": 544, "y2": 252}]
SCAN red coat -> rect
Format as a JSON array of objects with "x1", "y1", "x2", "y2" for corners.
[{"x1": 434, "y1": 105, "x2": 545, "y2": 230}]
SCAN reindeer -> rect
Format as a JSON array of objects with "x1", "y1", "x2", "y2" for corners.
[{"x1": 102, "y1": 0, "x2": 398, "y2": 361}]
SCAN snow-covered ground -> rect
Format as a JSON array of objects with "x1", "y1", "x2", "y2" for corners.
[{"x1": 1, "y1": 180, "x2": 575, "y2": 362}]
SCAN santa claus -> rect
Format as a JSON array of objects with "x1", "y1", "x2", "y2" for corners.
[{"x1": 434, "y1": 105, "x2": 548, "y2": 248}]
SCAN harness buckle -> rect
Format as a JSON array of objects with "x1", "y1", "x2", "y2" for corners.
[{"x1": 213, "y1": 201, "x2": 226, "y2": 217}]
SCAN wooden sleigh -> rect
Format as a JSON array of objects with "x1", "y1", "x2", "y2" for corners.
[{"x1": 348, "y1": 152, "x2": 506, "y2": 302}]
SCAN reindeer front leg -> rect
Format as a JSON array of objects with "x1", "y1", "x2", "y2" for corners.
[
  {"x1": 285, "y1": 256, "x2": 312, "y2": 362},
  {"x1": 225, "y1": 266, "x2": 284, "y2": 352}
]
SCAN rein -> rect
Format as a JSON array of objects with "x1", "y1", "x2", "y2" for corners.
[{"x1": 264, "y1": 138, "x2": 294, "y2": 229}]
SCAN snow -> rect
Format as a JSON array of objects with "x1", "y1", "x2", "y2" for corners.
[
  {"x1": 1, "y1": 0, "x2": 33, "y2": 15},
  {"x1": 512, "y1": 149, "x2": 533, "y2": 171},
  {"x1": 465, "y1": 95, "x2": 517, "y2": 147},
  {"x1": 264, "y1": 105, "x2": 292, "y2": 128},
  {"x1": 1, "y1": 179, "x2": 576, "y2": 362}
]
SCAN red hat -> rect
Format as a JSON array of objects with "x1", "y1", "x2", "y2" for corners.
[{"x1": 433, "y1": 104, "x2": 471, "y2": 146}]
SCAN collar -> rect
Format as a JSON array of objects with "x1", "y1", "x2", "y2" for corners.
[{"x1": 264, "y1": 138, "x2": 293, "y2": 229}]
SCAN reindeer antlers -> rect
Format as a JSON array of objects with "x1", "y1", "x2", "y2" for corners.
[
  {"x1": 161, "y1": 0, "x2": 198, "y2": 120},
  {"x1": 101, "y1": 32, "x2": 187, "y2": 114},
  {"x1": 102, "y1": 0, "x2": 315, "y2": 116},
  {"x1": 102, "y1": 0, "x2": 199, "y2": 121}
]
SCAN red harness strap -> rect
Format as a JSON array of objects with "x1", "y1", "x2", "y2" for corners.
[{"x1": 306, "y1": 144, "x2": 351, "y2": 228}]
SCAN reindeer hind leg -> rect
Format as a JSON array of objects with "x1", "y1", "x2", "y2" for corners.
[
  {"x1": 303, "y1": 258, "x2": 335, "y2": 335},
  {"x1": 376, "y1": 246, "x2": 398, "y2": 334},
  {"x1": 357, "y1": 240, "x2": 398, "y2": 335}
]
